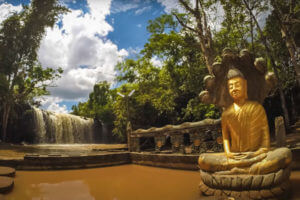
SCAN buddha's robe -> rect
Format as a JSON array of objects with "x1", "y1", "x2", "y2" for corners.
[
  {"x1": 198, "y1": 101, "x2": 292, "y2": 174},
  {"x1": 222, "y1": 101, "x2": 270, "y2": 152}
]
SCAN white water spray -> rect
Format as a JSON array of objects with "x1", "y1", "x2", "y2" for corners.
[{"x1": 33, "y1": 107, "x2": 94, "y2": 143}]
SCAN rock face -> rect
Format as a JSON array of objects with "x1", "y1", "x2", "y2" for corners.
[
  {"x1": 0, "y1": 167, "x2": 15, "y2": 177},
  {"x1": 0, "y1": 176, "x2": 14, "y2": 193},
  {"x1": 275, "y1": 116, "x2": 286, "y2": 147}
]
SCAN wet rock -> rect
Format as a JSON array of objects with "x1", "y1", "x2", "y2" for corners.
[{"x1": 0, "y1": 176, "x2": 14, "y2": 193}]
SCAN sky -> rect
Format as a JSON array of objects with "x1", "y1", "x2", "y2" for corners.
[{"x1": 0, "y1": 0, "x2": 184, "y2": 113}]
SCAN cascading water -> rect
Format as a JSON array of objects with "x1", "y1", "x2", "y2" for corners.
[{"x1": 32, "y1": 107, "x2": 94, "y2": 143}]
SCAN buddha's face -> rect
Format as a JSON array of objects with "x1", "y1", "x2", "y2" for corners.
[{"x1": 228, "y1": 77, "x2": 247, "y2": 101}]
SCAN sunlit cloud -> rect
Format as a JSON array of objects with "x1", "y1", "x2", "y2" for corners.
[
  {"x1": 0, "y1": 3, "x2": 22, "y2": 24},
  {"x1": 37, "y1": 0, "x2": 128, "y2": 110},
  {"x1": 0, "y1": 0, "x2": 128, "y2": 112},
  {"x1": 110, "y1": 0, "x2": 139, "y2": 14},
  {"x1": 135, "y1": 5, "x2": 152, "y2": 15}
]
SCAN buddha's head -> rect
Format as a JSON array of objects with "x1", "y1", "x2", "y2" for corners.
[{"x1": 227, "y1": 69, "x2": 248, "y2": 101}]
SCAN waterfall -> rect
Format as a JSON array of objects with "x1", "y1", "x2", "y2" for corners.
[{"x1": 32, "y1": 107, "x2": 94, "y2": 143}]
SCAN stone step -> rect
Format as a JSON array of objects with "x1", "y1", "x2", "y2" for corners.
[
  {"x1": 0, "y1": 176, "x2": 13, "y2": 193},
  {"x1": 0, "y1": 167, "x2": 15, "y2": 177},
  {"x1": 293, "y1": 121, "x2": 300, "y2": 127},
  {"x1": 291, "y1": 125, "x2": 300, "y2": 129}
]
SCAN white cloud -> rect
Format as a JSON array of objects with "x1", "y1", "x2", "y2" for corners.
[
  {"x1": 135, "y1": 6, "x2": 152, "y2": 15},
  {"x1": 110, "y1": 1, "x2": 139, "y2": 14},
  {"x1": 88, "y1": 0, "x2": 111, "y2": 21},
  {"x1": 127, "y1": 46, "x2": 142, "y2": 57},
  {"x1": 36, "y1": 0, "x2": 128, "y2": 110},
  {"x1": 157, "y1": 0, "x2": 185, "y2": 13},
  {"x1": 0, "y1": 3, "x2": 22, "y2": 24},
  {"x1": 38, "y1": 97, "x2": 69, "y2": 113},
  {"x1": 0, "y1": 0, "x2": 129, "y2": 112},
  {"x1": 137, "y1": 24, "x2": 142, "y2": 28}
]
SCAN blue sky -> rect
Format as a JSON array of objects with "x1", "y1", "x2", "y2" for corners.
[
  {"x1": 107, "y1": 0, "x2": 165, "y2": 50},
  {"x1": 0, "y1": 0, "x2": 178, "y2": 113}
]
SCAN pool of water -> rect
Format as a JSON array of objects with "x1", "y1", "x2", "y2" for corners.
[
  {"x1": 5, "y1": 164, "x2": 300, "y2": 200},
  {"x1": 5, "y1": 165, "x2": 202, "y2": 200}
]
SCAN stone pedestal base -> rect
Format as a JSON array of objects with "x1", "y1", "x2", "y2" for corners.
[{"x1": 199, "y1": 166, "x2": 291, "y2": 199}]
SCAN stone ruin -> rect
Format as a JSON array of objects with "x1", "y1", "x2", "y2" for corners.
[{"x1": 129, "y1": 119, "x2": 223, "y2": 154}]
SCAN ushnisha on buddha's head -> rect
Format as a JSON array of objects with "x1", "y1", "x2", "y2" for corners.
[{"x1": 227, "y1": 69, "x2": 248, "y2": 102}]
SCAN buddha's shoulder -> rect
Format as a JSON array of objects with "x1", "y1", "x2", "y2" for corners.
[
  {"x1": 244, "y1": 101, "x2": 264, "y2": 109},
  {"x1": 243, "y1": 101, "x2": 266, "y2": 116},
  {"x1": 222, "y1": 104, "x2": 234, "y2": 118},
  {"x1": 222, "y1": 101, "x2": 264, "y2": 118}
]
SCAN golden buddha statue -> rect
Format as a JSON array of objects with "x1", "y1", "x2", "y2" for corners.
[
  {"x1": 198, "y1": 50, "x2": 292, "y2": 199},
  {"x1": 198, "y1": 69, "x2": 292, "y2": 175}
]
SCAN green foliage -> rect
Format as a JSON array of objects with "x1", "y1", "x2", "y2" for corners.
[
  {"x1": 0, "y1": 0, "x2": 68, "y2": 140},
  {"x1": 264, "y1": 0, "x2": 300, "y2": 89},
  {"x1": 72, "y1": 81, "x2": 115, "y2": 124},
  {"x1": 73, "y1": 0, "x2": 299, "y2": 139},
  {"x1": 147, "y1": 14, "x2": 178, "y2": 34},
  {"x1": 183, "y1": 97, "x2": 220, "y2": 122},
  {"x1": 217, "y1": 0, "x2": 268, "y2": 55},
  {"x1": 74, "y1": 13, "x2": 220, "y2": 139}
]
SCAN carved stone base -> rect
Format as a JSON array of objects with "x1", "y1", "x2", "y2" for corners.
[
  {"x1": 199, "y1": 166, "x2": 292, "y2": 200},
  {"x1": 199, "y1": 180, "x2": 291, "y2": 200}
]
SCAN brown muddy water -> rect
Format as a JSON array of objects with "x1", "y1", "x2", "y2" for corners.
[
  {"x1": 5, "y1": 165, "x2": 300, "y2": 200},
  {"x1": 5, "y1": 165, "x2": 202, "y2": 200}
]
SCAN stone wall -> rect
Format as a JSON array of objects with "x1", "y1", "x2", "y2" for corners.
[{"x1": 130, "y1": 118, "x2": 223, "y2": 154}]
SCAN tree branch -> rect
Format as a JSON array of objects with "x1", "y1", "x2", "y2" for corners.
[
  {"x1": 173, "y1": 13, "x2": 197, "y2": 33},
  {"x1": 178, "y1": 0, "x2": 197, "y2": 15}
]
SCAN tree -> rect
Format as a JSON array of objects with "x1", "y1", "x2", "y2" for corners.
[
  {"x1": 239, "y1": 0, "x2": 291, "y2": 127},
  {"x1": 0, "y1": 0, "x2": 68, "y2": 141},
  {"x1": 270, "y1": 0, "x2": 300, "y2": 84},
  {"x1": 72, "y1": 81, "x2": 115, "y2": 124},
  {"x1": 112, "y1": 14, "x2": 220, "y2": 138},
  {"x1": 174, "y1": 0, "x2": 216, "y2": 73},
  {"x1": 72, "y1": 14, "x2": 220, "y2": 139}
]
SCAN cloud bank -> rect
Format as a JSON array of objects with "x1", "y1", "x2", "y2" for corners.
[{"x1": 36, "y1": 0, "x2": 129, "y2": 112}]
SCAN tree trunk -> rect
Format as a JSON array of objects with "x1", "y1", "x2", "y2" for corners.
[
  {"x1": 177, "y1": 0, "x2": 216, "y2": 74},
  {"x1": 290, "y1": 89, "x2": 297, "y2": 122},
  {"x1": 272, "y1": 1, "x2": 300, "y2": 84},
  {"x1": 285, "y1": 37, "x2": 300, "y2": 84},
  {"x1": 1, "y1": 103, "x2": 11, "y2": 142},
  {"x1": 250, "y1": 12, "x2": 255, "y2": 57},
  {"x1": 277, "y1": 85, "x2": 290, "y2": 128}
]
